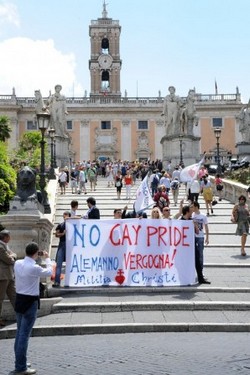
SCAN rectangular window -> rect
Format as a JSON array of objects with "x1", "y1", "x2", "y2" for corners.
[
  {"x1": 27, "y1": 120, "x2": 37, "y2": 130},
  {"x1": 212, "y1": 118, "x2": 223, "y2": 128},
  {"x1": 67, "y1": 120, "x2": 73, "y2": 130},
  {"x1": 138, "y1": 120, "x2": 148, "y2": 130},
  {"x1": 101, "y1": 121, "x2": 111, "y2": 130}
]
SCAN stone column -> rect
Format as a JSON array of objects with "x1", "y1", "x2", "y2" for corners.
[
  {"x1": 121, "y1": 120, "x2": 130, "y2": 160},
  {"x1": 80, "y1": 120, "x2": 90, "y2": 161}
]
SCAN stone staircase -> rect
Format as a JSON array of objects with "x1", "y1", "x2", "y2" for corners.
[
  {"x1": 45, "y1": 176, "x2": 250, "y2": 334},
  {"x1": 2, "y1": 176, "x2": 250, "y2": 339}
]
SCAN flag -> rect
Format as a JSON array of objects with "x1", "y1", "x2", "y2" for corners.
[
  {"x1": 134, "y1": 175, "x2": 154, "y2": 213},
  {"x1": 215, "y1": 79, "x2": 218, "y2": 95},
  {"x1": 180, "y1": 155, "x2": 205, "y2": 183}
]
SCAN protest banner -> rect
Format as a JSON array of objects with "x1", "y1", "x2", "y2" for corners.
[
  {"x1": 65, "y1": 218, "x2": 196, "y2": 287},
  {"x1": 134, "y1": 174, "x2": 154, "y2": 213},
  {"x1": 180, "y1": 154, "x2": 206, "y2": 183}
]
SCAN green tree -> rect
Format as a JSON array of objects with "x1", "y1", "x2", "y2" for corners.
[
  {"x1": 13, "y1": 131, "x2": 50, "y2": 170},
  {"x1": 0, "y1": 142, "x2": 16, "y2": 213},
  {"x1": 0, "y1": 115, "x2": 11, "y2": 142}
]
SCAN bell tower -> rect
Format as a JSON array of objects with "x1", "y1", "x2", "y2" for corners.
[{"x1": 89, "y1": 1, "x2": 122, "y2": 97}]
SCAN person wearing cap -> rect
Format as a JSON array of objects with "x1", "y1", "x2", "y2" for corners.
[
  {"x1": 0, "y1": 229, "x2": 16, "y2": 327},
  {"x1": 11, "y1": 242, "x2": 52, "y2": 374}
]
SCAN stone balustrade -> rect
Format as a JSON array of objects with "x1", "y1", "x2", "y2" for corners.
[{"x1": 210, "y1": 176, "x2": 250, "y2": 205}]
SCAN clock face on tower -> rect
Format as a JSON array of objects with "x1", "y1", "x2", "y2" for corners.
[{"x1": 98, "y1": 54, "x2": 113, "y2": 69}]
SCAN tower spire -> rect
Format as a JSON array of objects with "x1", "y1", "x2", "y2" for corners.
[{"x1": 102, "y1": 0, "x2": 108, "y2": 18}]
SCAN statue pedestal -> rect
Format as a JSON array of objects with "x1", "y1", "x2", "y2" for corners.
[
  {"x1": 55, "y1": 135, "x2": 70, "y2": 168},
  {"x1": 236, "y1": 142, "x2": 250, "y2": 158},
  {"x1": 161, "y1": 134, "x2": 201, "y2": 169},
  {"x1": 0, "y1": 197, "x2": 53, "y2": 259}
]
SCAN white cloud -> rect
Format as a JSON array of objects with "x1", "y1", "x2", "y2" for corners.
[
  {"x1": 0, "y1": 1, "x2": 19, "y2": 27},
  {"x1": 0, "y1": 37, "x2": 84, "y2": 97}
]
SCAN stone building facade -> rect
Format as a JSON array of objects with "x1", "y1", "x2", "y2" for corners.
[{"x1": 0, "y1": 5, "x2": 245, "y2": 167}]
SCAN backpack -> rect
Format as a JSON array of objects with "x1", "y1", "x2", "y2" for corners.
[
  {"x1": 171, "y1": 181, "x2": 178, "y2": 190},
  {"x1": 152, "y1": 174, "x2": 159, "y2": 186}
]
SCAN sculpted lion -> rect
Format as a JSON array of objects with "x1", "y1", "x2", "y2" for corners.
[{"x1": 16, "y1": 166, "x2": 37, "y2": 202}]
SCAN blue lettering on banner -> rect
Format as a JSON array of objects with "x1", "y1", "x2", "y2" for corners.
[
  {"x1": 73, "y1": 224, "x2": 101, "y2": 248},
  {"x1": 70, "y1": 255, "x2": 119, "y2": 272},
  {"x1": 74, "y1": 274, "x2": 111, "y2": 286},
  {"x1": 131, "y1": 271, "x2": 177, "y2": 284}
]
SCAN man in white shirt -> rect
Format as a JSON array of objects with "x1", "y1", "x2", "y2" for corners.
[
  {"x1": 191, "y1": 201, "x2": 210, "y2": 284},
  {"x1": 11, "y1": 242, "x2": 52, "y2": 375},
  {"x1": 171, "y1": 166, "x2": 181, "y2": 181}
]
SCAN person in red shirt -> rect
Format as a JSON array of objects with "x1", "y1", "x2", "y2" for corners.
[
  {"x1": 153, "y1": 185, "x2": 170, "y2": 212},
  {"x1": 123, "y1": 170, "x2": 133, "y2": 200},
  {"x1": 215, "y1": 173, "x2": 223, "y2": 201}
]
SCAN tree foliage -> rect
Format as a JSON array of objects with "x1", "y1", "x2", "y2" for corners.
[
  {"x1": 12, "y1": 131, "x2": 50, "y2": 170},
  {"x1": 0, "y1": 142, "x2": 16, "y2": 213},
  {"x1": 0, "y1": 115, "x2": 11, "y2": 142}
]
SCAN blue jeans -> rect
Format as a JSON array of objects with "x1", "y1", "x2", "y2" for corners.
[
  {"x1": 55, "y1": 242, "x2": 66, "y2": 284},
  {"x1": 15, "y1": 301, "x2": 38, "y2": 372},
  {"x1": 195, "y1": 237, "x2": 204, "y2": 269}
]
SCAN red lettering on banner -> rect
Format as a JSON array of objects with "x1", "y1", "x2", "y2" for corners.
[
  {"x1": 132, "y1": 225, "x2": 142, "y2": 245},
  {"x1": 122, "y1": 225, "x2": 132, "y2": 245},
  {"x1": 147, "y1": 226, "x2": 158, "y2": 246},
  {"x1": 109, "y1": 223, "x2": 191, "y2": 247},
  {"x1": 182, "y1": 226, "x2": 189, "y2": 246},
  {"x1": 109, "y1": 224, "x2": 142, "y2": 246},
  {"x1": 147, "y1": 225, "x2": 183, "y2": 247},
  {"x1": 109, "y1": 223, "x2": 121, "y2": 245},
  {"x1": 123, "y1": 251, "x2": 177, "y2": 270},
  {"x1": 158, "y1": 226, "x2": 167, "y2": 246}
]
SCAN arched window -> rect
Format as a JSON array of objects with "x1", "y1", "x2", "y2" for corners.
[
  {"x1": 101, "y1": 70, "x2": 110, "y2": 91},
  {"x1": 101, "y1": 38, "x2": 109, "y2": 54}
]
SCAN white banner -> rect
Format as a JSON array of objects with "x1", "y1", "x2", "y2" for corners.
[
  {"x1": 134, "y1": 175, "x2": 154, "y2": 213},
  {"x1": 65, "y1": 219, "x2": 196, "y2": 287},
  {"x1": 180, "y1": 156, "x2": 205, "y2": 183}
]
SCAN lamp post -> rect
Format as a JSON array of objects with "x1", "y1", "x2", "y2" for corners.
[
  {"x1": 214, "y1": 127, "x2": 222, "y2": 174},
  {"x1": 52, "y1": 134, "x2": 57, "y2": 168},
  {"x1": 179, "y1": 134, "x2": 184, "y2": 166},
  {"x1": 48, "y1": 128, "x2": 56, "y2": 179},
  {"x1": 37, "y1": 112, "x2": 51, "y2": 214}
]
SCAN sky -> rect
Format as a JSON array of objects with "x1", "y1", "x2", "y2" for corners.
[{"x1": 0, "y1": 0, "x2": 250, "y2": 101}]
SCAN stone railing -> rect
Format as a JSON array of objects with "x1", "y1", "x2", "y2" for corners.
[
  {"x1": 210, "y1": 176, "x2": 250, "y2": 205},
  {"x1": 0, "y1": 93, "x2": 241, "y2": 106}
]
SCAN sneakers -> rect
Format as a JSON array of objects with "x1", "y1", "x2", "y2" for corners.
[
  {"x1": 9, "y1": 368, "x2": 36, "y2": 374},
  {"x1": 52, "y1": 282, "x2": 60, "y2": 288},
  {"x1": 198, "y1": 278, "x2": 211, "y2": 284}
]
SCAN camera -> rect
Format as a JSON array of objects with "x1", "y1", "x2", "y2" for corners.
[{"x1": 38, "y1": 250, "x2": 44, "y2": 256}]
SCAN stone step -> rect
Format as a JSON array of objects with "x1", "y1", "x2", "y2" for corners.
[{"x1": 52, "y1": 300, "x2": 250, "y2": 314}]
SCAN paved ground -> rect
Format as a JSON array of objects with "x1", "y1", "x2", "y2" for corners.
[{"x1": 2, "y1": 332, "x2": 250, "y2": 375}]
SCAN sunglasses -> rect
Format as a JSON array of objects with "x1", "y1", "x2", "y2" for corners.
[{"x1": 163, "y1": 209, "x2": 170, "y2": 212}]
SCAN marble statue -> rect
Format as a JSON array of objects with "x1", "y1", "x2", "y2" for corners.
[
  {"x1": 34, "y1": 90, "x2": 47, "y2": 114},
  {"x1": 161, "y1": 86, "x2": 183, "y2": 136},
  {"x1": 180, "y1": 89, "x2": 198, "y2": 136},
  {"x1": 47, "y1": 84, "x2": 68, "y2": 137},
  {"x1": 236, "y1": 100, "x2": 250, "y2": 142}
]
